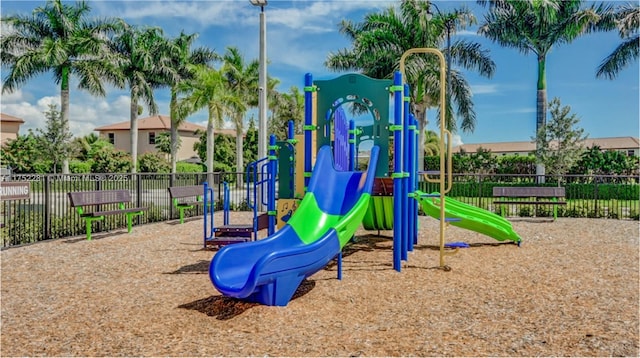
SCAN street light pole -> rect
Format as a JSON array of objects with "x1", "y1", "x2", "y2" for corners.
[
  {"x1": 426, "y1": 2, "x2": 452, "y2": 127},
  {"x1": 250, "y1": 0, "x2": 268, "y2": 163}
]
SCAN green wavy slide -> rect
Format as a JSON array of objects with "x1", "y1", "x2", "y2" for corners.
[{"x1": 416, "y1": 191, "x2": 521, "y2": 244}]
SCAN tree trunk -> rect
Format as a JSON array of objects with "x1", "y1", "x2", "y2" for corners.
[
  {"x1": 206, "y1": 110, "x2": 215, "y2": 186},
  {"x1": 414, "y1": 105, "x2": 428, "y2": 172},
  {"x1": 235, "y1": 115, "x2": 244, "y2": 189},
  {"x1": 170, "y1": 90, "x2": 179, "y2": 173},
  {"x1": 536, "y1": 55, "x2": 548, "y2": 182},
  {"x1": 130, "y1": 96, "x2": 139, "y2": 174},
  {"x1": 61, "y1": 67, "x2": 70, "y2": 174}
]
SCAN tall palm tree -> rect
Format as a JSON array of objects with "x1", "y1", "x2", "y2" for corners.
[
  {"x1": 177, "y1": 65, "x2": 241, "y2": 184},
  {"x1": 222, "y1": 47, "x2": 257, "y2": 177},
  {"x1": 478, "y1": 0, "x2": 606, "y2": 177},
  {"x1": 326, "y1": 0, "x2": 495, "y2": 171},
  {"x1": 1, "y1": 0, "x2": 122, "y2": 173},
  {"x1": 109, "y1": 25, "x2": 177, "y2": 173},
  {"x1": 269, "y1": 86, "x2": 305, "y2": 140},
  {"x1": 166, "y1": 32, "x2": 218, "y2": 173},
  {"x1": 596, "y1": 2, "x2": 639, "y2": 79},
  {"x1": 424, "y1": 130, "x2": 441, "y2": 157}
]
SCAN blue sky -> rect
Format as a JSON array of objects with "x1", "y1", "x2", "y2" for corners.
[{"x1": 1, "y1": 0, "x2": 638, "y2": 147}]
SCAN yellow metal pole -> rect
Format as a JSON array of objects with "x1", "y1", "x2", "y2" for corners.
[{"x1": 400, "y1": 48, "x2": 453, "y2": 269}]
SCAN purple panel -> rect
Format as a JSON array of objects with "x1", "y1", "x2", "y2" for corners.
[{"x1": 333, "y1": 107, "x2": 350, "y2": 171}]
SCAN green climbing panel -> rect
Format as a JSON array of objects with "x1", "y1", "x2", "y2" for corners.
[{"x1": 314, "y1": 73, "x2": 392, "y2": 178}]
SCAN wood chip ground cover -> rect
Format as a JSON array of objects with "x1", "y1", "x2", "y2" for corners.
[{"x1": 1, "y1": 213, "x2": 638, "y2": 357}]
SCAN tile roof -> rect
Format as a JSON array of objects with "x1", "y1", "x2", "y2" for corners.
[
  {"x1": 453, "y1": 137, "x2": 640, "y2": 154},
  {"x1": 94, "y1": 114, "x2": 237, "y2": 136},
  {"x1": 0, "y1": 113, "x2": 25, "y2": 123}
]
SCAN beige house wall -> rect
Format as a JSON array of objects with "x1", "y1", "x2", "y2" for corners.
[
  {"x1": 0, "y1": 122, "x2": 21, "y2": 146},
  {"x1": 100, "y1": 129, "x2": 200, "y2": 161}
]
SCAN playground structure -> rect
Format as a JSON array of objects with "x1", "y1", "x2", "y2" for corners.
[{"x1": 206, "y1": 48, "x2": 522, "y2": 306}]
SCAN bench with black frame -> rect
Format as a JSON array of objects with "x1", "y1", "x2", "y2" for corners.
[
  {"x1": 168, "y1": 185, "x2": 211, "y2": 224},
  {"x1": 493, "y1": 186, "x2": 567, "y2": 220},
  {"x1": 68, "y1": 190, "x2": 147, "y2": 240}
]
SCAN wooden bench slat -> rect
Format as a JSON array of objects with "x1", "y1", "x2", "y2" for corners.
[
  {"x1": 68, "y1": 190, "x2": 132, "y2": 207},
  {"x1": 168, "y1": 185, "x2": 204, "y2": 199},
  {"x1": 67, "y1": 189, "x2": 146, "y2": 240},
  {"x1": 492, "y1": 186, "x2": 565, "y2": 198},
  {"x1": 168, "y1": 185, "x2": 210, "y2": 224},
  {"x1": 493, "y1": 201, "x2": 566, "y2": 205},
  {"x1": 492, "y1": 186, "x2": 566, "y2": 220}
]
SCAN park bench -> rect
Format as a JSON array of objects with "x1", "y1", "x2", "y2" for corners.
[
  {"x1": 68, "y1": 190, "x2": 147, "y2": 240},
  {"x1": 493, "y1": 186, "x2": 566, "y2": 220},
  {"x1": 168, "y1": 185, "x2": 210, "y2": 224}
]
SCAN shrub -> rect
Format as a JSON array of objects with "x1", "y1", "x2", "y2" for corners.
[
  {"x1": 177, "y1": 162, "x2": 204, "y2": 173},
  {"x1": 139, "y1": 153, "x2": 170, "y2": 173},
  {"x1": 69, "y1": 160, "x2": 92, "y2": 173}
]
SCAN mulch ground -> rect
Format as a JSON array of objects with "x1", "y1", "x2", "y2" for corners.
[{"x1": 1, "y1": 213, "x2": 638, "y2": 357}]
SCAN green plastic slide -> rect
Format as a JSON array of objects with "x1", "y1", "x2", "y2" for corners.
[{"x1": 416, "y1": 191, "x2": 521, "y2": 244}]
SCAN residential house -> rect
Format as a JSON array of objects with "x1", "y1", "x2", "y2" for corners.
[
  {"x1": 0, "y1": 113, "x2": 24, "y2": 146},
  {"x1": 95, "y1": 115, "x2": 237, "y2": 161},
  {"x1": 453, "y1": 137, "x2": 640, "y2": 157}
]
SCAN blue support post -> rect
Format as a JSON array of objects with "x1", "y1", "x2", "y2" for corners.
[
  {"x1": 409, "y1": 114, "x2": 418, "y2": 248},
  {"x1": 401, "y1": 83, "x2": 411, "y2": 260},
  {"x1": 288, "y1": 120, "x2": 294, "y2": 141},
  {"x1": 304, "y1": 73, "x2": 314, "y2": 191},
  {"x1": 268, "y1": 134, "x2": 277, "y2": 235},
  {"x1": 392, "y1": 71, "x2": 403, "y2": 272},
  {"x1": 411, "y1": 115, "x2": 419, "y2": 245},
  {"x1": 203, "y1": 182, "x2": 214, "y2": 247},
  {"x1": 223, "y1": 181, "x2": 230, "y2": 225},
  {"x1": 348, "y1": 120, "x2": 356, "y2": 171}
]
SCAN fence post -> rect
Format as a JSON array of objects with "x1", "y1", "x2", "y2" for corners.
[
  {"x1": 594, "y1": 176, "x2": 599, "y2": 218},
  {"x1": 136, "y1": 173, "x2": 142, "y2": 208},
  {"x1": 44, "y1": 175, "x2": 51, "y2": 241}
]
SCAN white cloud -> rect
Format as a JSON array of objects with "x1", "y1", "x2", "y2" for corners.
[
  {"x1": 451, "y1": 134, "x2": 463, "y2": 147},
  {"x1": 1, "y1": 89, "x2": 133, "y2": 137},
  {"x1": 456, "y1": 30, "x2": 478, "y2": 37},
  {"x1": 471, "y1": 84, "x2": 499, "y2": 95}
]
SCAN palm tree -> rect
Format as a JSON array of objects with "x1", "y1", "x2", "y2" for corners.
[
  {"x1": 166, "y1": 32, "x2": 218, "y2": 173},
  {"x1": 222, "y1": 47, "x2": 257, "y2": 178},
  {"x1": 109, "y1": 25, "x2": 177, "y2": 173},
  {"x1": 478, "y1": 0, "x2": 606, "y2": 177},
  {"x1": 326, "y1": 0, "x2": 495, "y2": 171},
  {"x1": 596, "y1": 2, "x2": 639, "y2": 79},
  {"x1": 178, "y1": 65, "x2": 241, "y2": 184},
  {"x1": 269, "y1": 86, "x2": 305, "y2": 140},
  {"x1": 1, "y1": 0, "x2": 122, "y2": 173},
  {"x1": 424, "y1": 130, "x2": 440, "y2": 157}
]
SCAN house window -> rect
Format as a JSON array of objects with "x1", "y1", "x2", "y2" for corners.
[
  {"x1": 628, "y1": 149, "x2": 635, "y2": 156},
  {"x1": 107, "y1": 133, "x2": 115, "y2": 145},
  {"x1": 149, "y1": 132, "x2": 156, "y2": 145}
]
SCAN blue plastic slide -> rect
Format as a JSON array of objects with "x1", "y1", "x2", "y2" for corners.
[{"x1": 209, "y1": 146, "x2": 380, "y2": 306}]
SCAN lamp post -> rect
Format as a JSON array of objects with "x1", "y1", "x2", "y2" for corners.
[
  {"x1": 426, "y1": 3, "x2": 452, "y2": 126},
  {"x1": 250, "y1": 0, "x2": 268, "y2": 163}
]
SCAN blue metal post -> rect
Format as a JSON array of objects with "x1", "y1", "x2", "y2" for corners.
[
  {"x1": 392, "y1": 71, "x2": 403, "y2": 272},
  {"x1": 203, "y1": 182, "x2": 214, "y2": 247},
  {"x1": 268, "y1": 134, "x2": 277, "y2": 235},
  {"x1": 349, "y1": 120, "x2": 356, "y2": 171},
  {"x1": 402, "y1": 83, "x2": 411, "y2": 257},
  {"x1": 223, "y1": 181, "x2": 229, "y2": 225},
  {"x1": 288, "y1": 120, "x2": 294, "y2": 140},
  {"x1": 411, "y1": 114, "x2": 419, "y2": 246},
  {"x1": 304, "y1": 73, "x2": 314, "y2": 191}
]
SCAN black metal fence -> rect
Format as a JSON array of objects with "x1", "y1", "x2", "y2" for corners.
[
  {"x1": 1, "y1": 172, "x2": 638, "y2": 248},
  {"x1": 418, "y1": 173, "x2": 639, "y2": 220},
  {"x1": 0, "y1": 172, "x2": 253, "y2": 247}
]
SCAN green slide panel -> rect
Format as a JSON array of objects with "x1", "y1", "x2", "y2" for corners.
[
  {"x1": 362, "y1": 196, "x2": 394, "y2": 230},
  {"x1": 417, "y1": 191, "x2": 522, "y2": 244}
]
